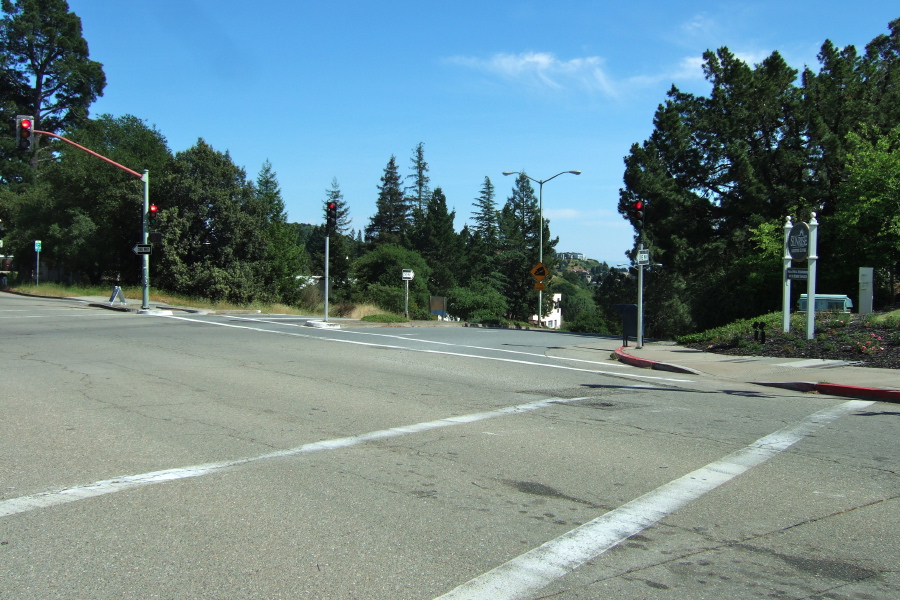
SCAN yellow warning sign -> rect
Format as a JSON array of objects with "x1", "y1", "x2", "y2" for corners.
[{"x1": 530, "y1": 262, "x2": 548, "y2": 281}]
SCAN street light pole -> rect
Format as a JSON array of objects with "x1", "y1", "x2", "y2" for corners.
[{"x1": 503, "y1": 170, "x2": 581, "y2": 327}]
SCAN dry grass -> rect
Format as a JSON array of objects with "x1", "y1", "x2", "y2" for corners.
[
  {"x1": 7, "y1": 284, "x2": 395, "y2": 319},
  {"x1": 346, "y1": 303, "x2": 384, "y2": 319}
]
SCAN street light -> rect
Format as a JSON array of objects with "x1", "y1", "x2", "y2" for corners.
[{"x1": 502, "y1": 169, "x2": 581, "y2": 327}]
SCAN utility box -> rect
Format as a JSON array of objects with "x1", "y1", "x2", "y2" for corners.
[
  {"x1": 859, "y1": 268, "x2": 874, "y2": 315},
  {"x1": 798, "y1": 294, "x2": 853, "y2": 313},
  {"x1": 612, "y1": 303, "x2": 642, "y2": 346}
]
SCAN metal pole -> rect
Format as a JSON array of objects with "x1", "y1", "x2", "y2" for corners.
[
  {"x1": 405, "y1": 279, "x2": 409, "y2": 319},
  {"x1": 537, "y1": 180, "x2": 543, "y2": 328},
  {"x1": 806, "y1": 213, "x2": 818, "y2": 341},
  {"x1": 782, "y1": 216, "x2": 792, "y2": 333},
  {"x1": 637, "y1": 243, "x2": 644, "y2": 349},
  {"x1": 141, "y1": 170, "x2": 150, "y2": 310},
  {"x1": 324, "y1": 234, "x2": 330, "y2": 321}
]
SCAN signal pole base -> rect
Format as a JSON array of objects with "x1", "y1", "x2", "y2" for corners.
[{"x1": 305, "y1": 320, "x2": 341, "y2": 329}]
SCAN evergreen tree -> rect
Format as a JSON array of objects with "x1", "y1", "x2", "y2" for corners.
[
  {"x1": 412, "y1": 187, "x2": 461, "y2": 296},
  {"x1": 496, "y1": 173, "x2": 556, "y2": 321},
  {"x1": 405, "y1": 142, "x2": 431, "y2": 213},
  {"x1": 254, "y1": 161, "x2": 307, "y2": 300},
  {"x1": 255, "y1": 160, "x2": 286, "y2": 223},
  {"x1": 0, "y1": 0, "x2": 106, "y2": 140},
  {"x1": 471, "y1": 176, "x2": 499, "y2": 247},
  {"x1": 365, "y1": 155, "x2": 408, "y2": 245}
]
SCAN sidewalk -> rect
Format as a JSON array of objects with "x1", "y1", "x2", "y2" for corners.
[{"x1": 614, "y1": 341, "x2": 900, "y2": 403}]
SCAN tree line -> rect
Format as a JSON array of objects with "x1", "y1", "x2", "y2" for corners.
[
  {"x1": 3, "y1": 1, "x2": 898, "y2": 335},
  {"x1": 616, "y1": 17, "x2": 900, "y2": 337},
  {"x1": 0, "y1": 2, "x2": 561, "y2": 322}
]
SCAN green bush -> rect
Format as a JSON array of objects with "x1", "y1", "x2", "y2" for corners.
[{"x1": 563, "y1": 311, "x2": 611, "y2": 334}]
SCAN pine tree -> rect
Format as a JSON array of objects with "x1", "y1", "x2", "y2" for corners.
[
  {"x1": 365, "y1": 155, "x2": 408, "y2": 245},
  {"x1": 405, "y1": 142, "x2": 431, "y2": 213},
  {"x1": 0, "y1": 0, "x2": 106, "y2": 137},
  {"x1": 497, "y1": 173, "x2": 546, "y2": 321},
  {"x1": 471, "y1": 176, "x2": 499, "y2": 246},
  {"x1": 413, "y1": 187, "x2": 461, "y2": 296},
  {"x1": 254, "y1": 161, "x2": 306, "y2": 300}
]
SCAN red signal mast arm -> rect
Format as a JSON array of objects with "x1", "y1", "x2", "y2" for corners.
[{"x1": 33, "y1": 129, "x2": 144, "y2": 180}]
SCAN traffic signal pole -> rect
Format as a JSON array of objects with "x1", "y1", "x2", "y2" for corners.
[
  {"x1": 141, "y1": 170, "x2": 150, "y2": 310},
  {"x1": 324, "y1": 234, "x2": 330, "y2": 322},
  {"x1": 28, "y1": 128, "x2": 152, "y2": 310},
  {"x1": 637, "y1": 241, "x2": 644, "y2": 349}
]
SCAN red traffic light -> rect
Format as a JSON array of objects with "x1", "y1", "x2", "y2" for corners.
[
  {"x1": 149, "y1": 204, "x2": 158, "y2": 214},
  {"x1": 16, "y1": 115, "x2": 35, "y2": 151},
  {"x1": 326, "y1": 201, "x2": 338, "y2": 233},
  {"x1": 632, "y1": 201, "x2": 643, "y2": 210}
]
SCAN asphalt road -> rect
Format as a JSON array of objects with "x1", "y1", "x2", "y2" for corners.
[{"x1": 1, "y1": 292, "x2": 898, "y2": 599}]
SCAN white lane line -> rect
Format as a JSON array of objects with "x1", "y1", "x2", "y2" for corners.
[
  {"x1": 434, "y1": 399, "x2": 874, "y2": 600},
  {"x1": 0, "y1": 396, "x2": 585, "y2": 519},
  {"x1": 227, "y1": 315, "x2": 632, "y2": 369},
  {"x1": 165, "y1": 314, "x2": 691, "y2": 383}
]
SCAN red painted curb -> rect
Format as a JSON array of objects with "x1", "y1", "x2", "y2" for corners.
[
  {"x1": 814, "y1": 383, "x2": 900, "y2": 402},
  {"x1": 614, "y1": 347, "x2": 657, "y2": 369},
  {"x1": 614, "y1": 347, "x2": 700, "y2": 375}
]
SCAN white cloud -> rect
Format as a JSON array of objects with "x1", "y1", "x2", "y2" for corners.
[
  {"x1": 680, "y1": 14, "x2": 718, "y2": 40},
  {"x1": 448, "y1": 46, "x2": 777, "y2": 100},
  {"x1": 545, "y1": 208, "x2": 582, "y2": 220},
  {"x1": 446, "y1": 52, "x2": 619, "y2": 97}
]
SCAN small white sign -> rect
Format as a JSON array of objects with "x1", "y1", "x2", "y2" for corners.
[
  {"x1": 401, "y1": 269, "x2": 414, "y2": 280},
  {"x1": 637, "y1": 249, "x2": 650, "y2": 265}
]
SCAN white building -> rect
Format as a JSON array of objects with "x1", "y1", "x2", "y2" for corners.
[{"x1": 531, "y1": 293, "x2": 563, "y2": 329}]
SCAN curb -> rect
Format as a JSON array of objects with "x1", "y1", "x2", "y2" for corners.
[
  {"x1": 613, "y1": 347, "x2": 702, "y2": 375},
  {"x1": 615, "y1": 344, "x2": 899, "y2": 403},
  {"x1": 756, "y1": 381, "x2": 900, "y2": 403}
]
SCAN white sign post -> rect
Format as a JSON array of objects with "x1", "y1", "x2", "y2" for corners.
[
  {"x1": 782, "y1": 214, "x2": 819, "y2": 338},
  {"x1": 782, "y1": 217, "x2": 792, "y2": 333},
  {"x1": 402, "y1": 269, "x2": 414, "y2": 319},
  {"x1": 805, "y1": 213, "x2": 818, "y2": 341}
]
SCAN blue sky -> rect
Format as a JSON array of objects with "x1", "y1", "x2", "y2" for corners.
[{"x1": 67, "y1": 0, "x2": 898, "y2": 265}]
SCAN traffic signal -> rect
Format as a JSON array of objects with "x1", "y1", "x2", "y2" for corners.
[
  {"x1": 148, "y1": 204, "x2": 159, "y2": 226},
  {"x1": 16, "y1": 115, "x2": 35, "y2": 152},
  {"x1": 632, "y1": 200, "x2": 645, "y2": 229},
  {"x1": 326, "y1": 201, "x2": 338, "y2": 234}
]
